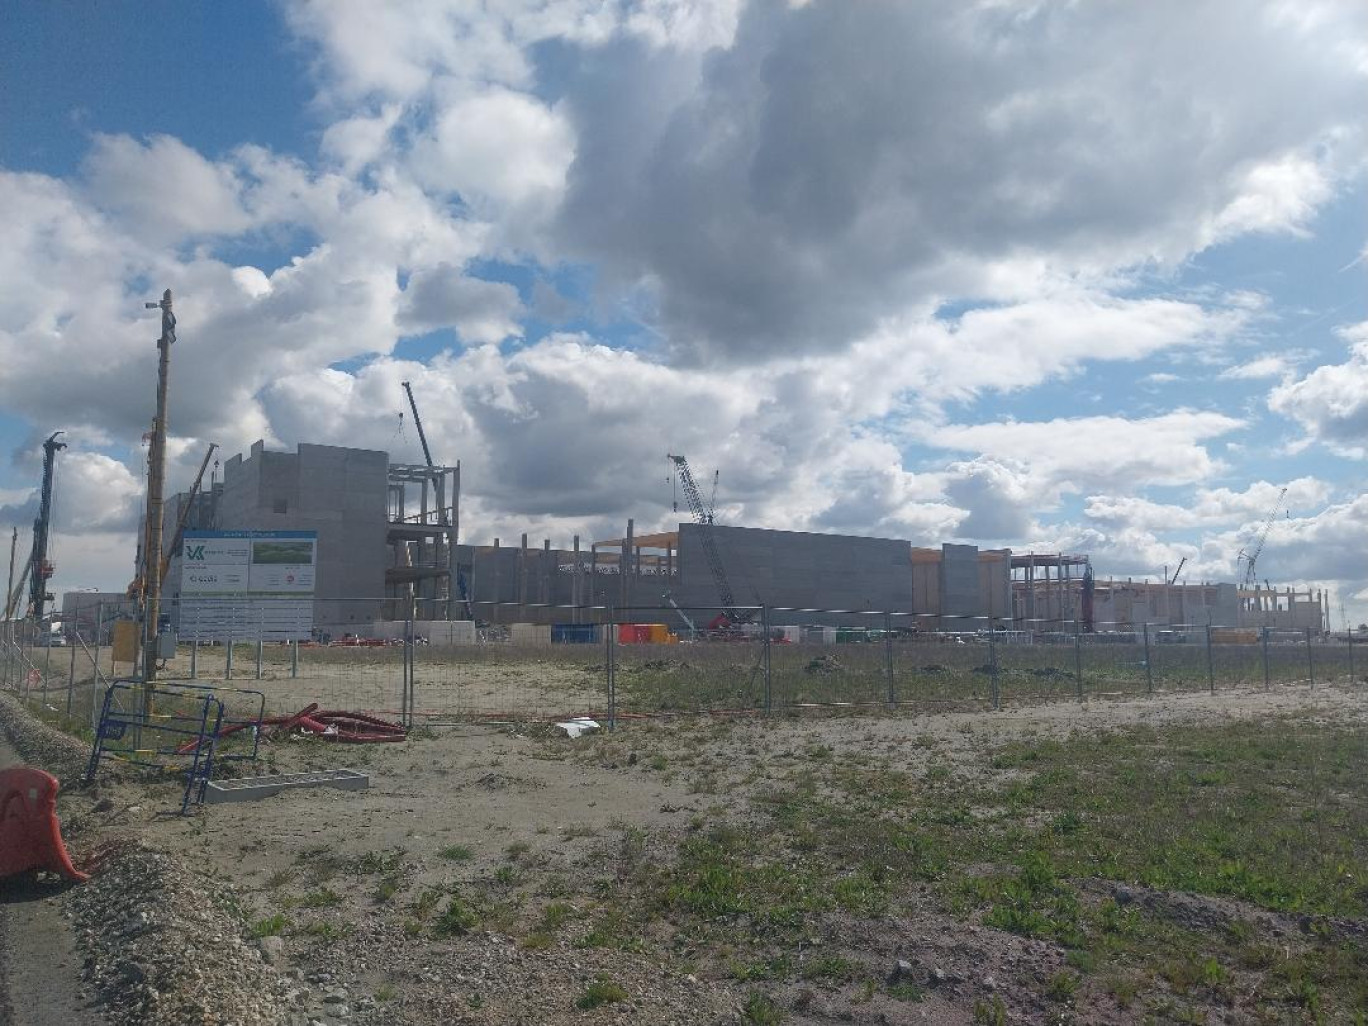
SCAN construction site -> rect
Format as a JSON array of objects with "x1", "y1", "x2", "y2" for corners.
[{"x1": 2, "y1": 296, "x2": 1366, "y2": 1026}]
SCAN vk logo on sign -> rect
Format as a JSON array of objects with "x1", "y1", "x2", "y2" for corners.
[{"x1": 186, "y1": 545, "x2": 206, "y2": 561}]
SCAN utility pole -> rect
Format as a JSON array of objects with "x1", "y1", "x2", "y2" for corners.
[
  {"x1": 141, "y1": 290, "x2": 175, "y2": 684},
  {"x1": 4, "y1": 528, "x2": 16, "y2": 620}
]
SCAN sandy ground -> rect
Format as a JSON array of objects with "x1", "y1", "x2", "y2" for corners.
[{"x1": 50, "y1": 678, "x2": 1348, "y2": 1023}]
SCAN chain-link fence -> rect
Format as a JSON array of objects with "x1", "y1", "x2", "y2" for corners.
[{"x1": 4, "y1": 603, "x2": 1361, "y2": 734}]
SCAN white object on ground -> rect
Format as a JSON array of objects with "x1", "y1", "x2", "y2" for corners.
[{"x1": 556, "y1": 717, "x2": 601, "y2": 738}]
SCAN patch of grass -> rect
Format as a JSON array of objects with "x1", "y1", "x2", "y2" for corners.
[
  {"x1": 1045, "y1": 971, "x2": 1080, "y2": 1003},
  {"x1": 294, "y1": 887, "x2": 343, "y2": 909},
  {"x1": 887, "y1": 981, "x2": 923, "y2": 1002},
  {"x1": 505, "y1": 841, "x2": 532, "y2": 858},
  {"x1": 374, "y1": 983, "x2": 397, "y2": 1002},
  {"x1": 250, "y1": 913, "x2": 288, "y2": 938},
  {"x1": 972, "y1": 994, "x2": 1007, "y2": 1026},
  {"x1": 373, "y1": 876, "x2": 401, "y2": 903},
  {"x1": 298, "y1": 921, "x2": 350, "y2": 941},
  {"x1": 542, "y1": 901, "x2": 575, "y2": 930},
  {"x1": 741, "y1": 991, "x2": 784, "y2": 1024},
  {"x1": 434, "y1": 894, "x2": 479, "y2": 936},
  {"x1": 352, "y1": 848, "x2": 406, "y2": 875},
  {"x1": 264, "y1": 868, "x2": 293, "y2": 890},
  {"x1": 575, "y1": 974, "x2": 628, "y2": 1010},
  {"x1": 800, "y1": 955, "x2": 856, "y2": 981},
  {"x1": 493, "y1": 865, "x2": 521, "y2": 886},
  {"x1": 438, "y1": 844, "x2": 474, "y2": 862}
]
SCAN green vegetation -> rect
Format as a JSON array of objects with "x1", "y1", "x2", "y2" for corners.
[
  {"x1": 434, "y1": 894, "x2": 479, "y2": 936},
  {"x1": 439, "y1": 844, "x2": 474, "y2": 861},
  {"x1": 250, "y1": 913, "x2": 288, "y2": 938},
  {"x1": 575, "y1": 975, "x2": 628, "y2": 1010}
]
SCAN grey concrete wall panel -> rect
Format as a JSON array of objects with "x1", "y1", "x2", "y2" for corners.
[{"x1": 939, "y1": 544, "x2": 981, "y2": 619}]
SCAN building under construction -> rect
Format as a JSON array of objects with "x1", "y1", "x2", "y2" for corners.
[{"x1": 151, "y1": 439, "x2": 1327, "y2": 638}]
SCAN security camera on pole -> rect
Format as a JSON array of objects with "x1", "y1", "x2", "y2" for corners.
[{"x1": 141, "y1": 289, "x2": 175, "y2": 687}]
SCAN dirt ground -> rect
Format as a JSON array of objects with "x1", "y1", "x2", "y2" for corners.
[{"x1": 51, "y1": 678, "x2": 1360, "y2": 1024}]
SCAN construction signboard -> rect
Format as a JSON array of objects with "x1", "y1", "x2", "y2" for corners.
[{"x1": 179, "y1": 530, "x2": 316, "y2": 640}]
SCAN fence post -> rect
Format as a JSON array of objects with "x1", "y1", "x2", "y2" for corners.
[
  {"x1": 762, "y1": 607, "x2": 773, "y2": 714},
  {"x1": 606, "y1": 607, "x2": 616, "y2": 732},
  {"x1": 1074, "y1": 623, "x2": 1083, "y2": 700},
  {"x1": 1143, "y1": 623, "x2": 1153, "y2": 695},
  {"x1": 66, "y1": 634, "x2": 77, "y2": 722},
  {"x1": 884, "y1": 611, "x2": 895, "y2": 706},
  {"x1": 225, "y1": 635, "x2": 234, "y2": 680},
  {"x1": 1261, "y1": 628, "x2": 1270, "y2": 690},
  {"x1": 1305, "y1": 627, "x2": 1314, "y2": 690},
  {"x1": 1201, "y1": 624, "x2": 1213, "y2": 694},
  {"x1": 405, "y1": 616, "x2": 415, "y2": 729},
  {"x1": 94, "y1": 602, "x2": 103, "y2": 681},
  {"x1": 291, "y1": 639, "x2": 299, "y2": 679},
  {"x1": 988, "y1": 625, "x2": 1000, "y2": 710},
  {"x1": 190, "y1": 638, "x2": 198, "y2": 678},
  {"x1": 255, "y1": 637, "x2": 264, "y2": 680},
  {"x1": 1350, "y1": 633, "x2": 1356, "y2": 683}
]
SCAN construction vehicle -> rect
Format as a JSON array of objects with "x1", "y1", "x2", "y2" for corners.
[
  {"x1": 10, "y1": 432, "x2": 66, "y2": 622},
  {"x1": 667, "y1": 454, "x2": 755, "y2": 633},
  {"x1": 1238, "y1": 487, "x2": 1287, "y2": 589}
]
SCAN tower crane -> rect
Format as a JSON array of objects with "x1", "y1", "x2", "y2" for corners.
[
  {"x1": 1238, "y1": 487, "x2": 1287, "y2": 590},
  {"x1": 668, "y1": 454, "x2": 754, "y2": 628},
  {"x1": 1168, "y1": 557, "x2": 1186, "y2": 585}
]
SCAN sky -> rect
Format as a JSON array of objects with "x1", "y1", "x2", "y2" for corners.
[{"x1": 0, "y1": 0, "x2": 1365, "y2": 624}]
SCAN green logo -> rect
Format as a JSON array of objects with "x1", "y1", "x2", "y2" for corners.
[{"x1": 186, "y1": 544, "x2": 206, "y2": 561}]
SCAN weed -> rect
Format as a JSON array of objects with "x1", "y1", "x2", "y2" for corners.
[
  {"x1": 493, "y1": 865, "x2": 520, "y2": 886},
  {"x1": 506, "y1": 840, "x2": 532, "y2": 858},
  {"x1": 887, "y1": 981, "x2": 924, "y2": 1002},
  {"x1": 373, "y1": 877, "x2": 401, "y2": 903},
  {"x1": 295, "y1": 887, "x2": 343, "y2": 909},
  {"x1": 434, "y1": 894, "x2": 479, "y2": 936},
  {"x1": 250, "y1": 913, "x2": 288, "y2": 938},
  {"x1": 576, "y1": 975, "x2": 628, "y2": 1010},
  {"x1": 522, "y1": 931, "x2": 553, "y2": 950},
  {"x1": 374, "y1": 983, "x2": 397, "y2": 1002},
  {"x1": 741, "y1": 991, "x2": 784, "y2": 1024},
  {"x1": 542, "y1": 902, "x2": 575, "y2": 930},
  {"x1": 972, "y1": 994, "x2": 1007, "y2": 1026},
  {"x1": 1045, "y1": 971, "x2": 1080, "y2": 1003},
  {"x1": 353, "y1": 848, "x2": 405, "y2": 875},
  {"x1": 264, "y1": 868, "x2": 293, "y2": 890},
  {"x1": 438, "y1": 844, "x2": 474, "y2": 862}
]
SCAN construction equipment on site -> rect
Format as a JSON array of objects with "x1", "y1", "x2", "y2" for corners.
[
  {"x1": 1168, "y1": 557, "x2": 1187, "y2": 585},
  {"x1": 24, "y1": 432, "x2": 67, "y2": 622},
  {"x1": 159, "y1": 443, "x2": 218, "y2": 585},
  {"x1": 668, "y1": 454, "x2": 754, "y2": 629},
  {"x1": 1238, "y1": 487, "x2": 1287, "y2": 590}
]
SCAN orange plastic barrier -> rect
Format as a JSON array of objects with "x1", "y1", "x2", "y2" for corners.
[{"x1": 0, "y1": 767, "x2": 88, "y2": 883}]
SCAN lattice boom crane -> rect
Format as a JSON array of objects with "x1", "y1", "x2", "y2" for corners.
[{"x1": 668, "y1": 453, "x2": 751, "y2": 624}]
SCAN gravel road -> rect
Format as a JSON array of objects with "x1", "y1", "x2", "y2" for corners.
[{"x1": 0, "y1": 736, "x2": 107, "y2": 1026}]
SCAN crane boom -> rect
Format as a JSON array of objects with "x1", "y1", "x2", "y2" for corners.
[
  {"x1": 401, "y1": 381, "x2": 436, "y2": 471},
  {"x1": 669, "y1": 454, "x2": 748, "y2": 622},
  {"x1": 27, "y1": 432, "x2": 66, "y2": 621},
  {"x1": 159, "y1": 443, "x2": 218, "y2": 585},
  {"x1": 1239, "y1": 487, "x2": 1287, "y2": 589},
  {"x1": 1168, "y1": 557, "x2": 1186, "y2": 586}
]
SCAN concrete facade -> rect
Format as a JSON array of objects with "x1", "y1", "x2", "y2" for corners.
[
  {"x1": 164, "y1": 441, "x2": 390, "y2": 630},
  {"x1": 672, "y1": 524, "x2": 916, "y2": 618}
]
